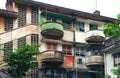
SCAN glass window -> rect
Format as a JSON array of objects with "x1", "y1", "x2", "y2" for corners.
[
  {"x1": 18, "y1": 5, "x2": 26, "y2": 27},
  {"x1": 113, "y1": 53, "x2": 120, "y2": 66},
  {"x1": 18, "y1": 37, "x2": 26, "y2": 48},
  {"x1": 76, "y1": 22, "x2": 84, "y2": 32},
  {"x1": 62, "y1": 44, "x2": 72, "y2": 55},
  {"x1": 63, "y1": 21, "x2": 71, "y2": 30},
  {"x1": 31, "y1": 7, "x2": 38, "y2": 24},
  {"x1": 4, "y1": 41, "x2": 13, "y2": 51},
  {"x1": 75, "y1": 46, "x2": 86, "y2": 56},
  {"x1": 31, "y1": 34, "x2": 39, "y2": 46},
  {"x1": 4, "y1": 41, "x2": 13, "y2": 56},
  {"x1": 46, "y1": 42, "x2": 58, "y2": 50},
  {"x1": 90, "y1": 24, "x2": 98, "y2": 30},
  {"x1": 4, "y1": 17, "x2": 13, "y2": 31}
]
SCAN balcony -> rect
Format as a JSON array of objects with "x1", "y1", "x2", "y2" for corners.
[
  {"x1": 41, "y1": 22, "x2": 64, "y2": 38},
  {"x1": 86, "y1": 55, "x2": 104, "y2": 66},
  {"x1": 40, "y1": 50, "x2": 64, "y2": 65},
  {"x1": 85, "y1": 30, "x2": 105, "y2": 43}
]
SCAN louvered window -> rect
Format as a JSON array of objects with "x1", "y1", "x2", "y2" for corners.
[
  {"x1": 4, "y1": 17, "x2": 13, "y2": 31},
  {"x1": 31, "y1": 7, "x2": 38, "y2": 24},
  {"x1": 18, "y1": 5, "x2": 26, "y2": 27}
]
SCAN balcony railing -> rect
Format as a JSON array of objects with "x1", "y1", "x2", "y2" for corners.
[
  {"x1": 41, "y1": 22, "x2": 64, "y2": 38},
  {"x1": 86, "y1": 55, "x2": 104, "y2": 66},
  {"x1": 36, "y1": 67, "x2": 67, "y2": 78},
  {"x1": 85, "y1": 30, "x2": 105, "y2": 43},
  {"x1": 40, "y1": 50, "x2": 64, "y2": 65}
]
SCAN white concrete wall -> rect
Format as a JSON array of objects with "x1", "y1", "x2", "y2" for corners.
[
  {"x1": 0, "y1": 24, "x2": 39, "y2": 44},
  {"x1": 63, "y1": 30, "x2": 73, "y2": 42},
  {"x1": 105, "y1": 53, "x2": 114, "y2": 75},
  {"x1": 74, "y1": 56, "x2": 87, "y2": 69}
]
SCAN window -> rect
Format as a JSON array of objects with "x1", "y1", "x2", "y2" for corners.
[
  {"x1": 31, "y1": 34, "x2": 39, "y2": 46},
  {"x1": 63, "y1": 21, "x2": 71, "y2": 30},
  {"x1": 75, "y1": 46, "x2": 85, "y2": 56},
  {"x1": 62, "y1": 44, "x2": 72, "y2": 55},
  {"x1": 113, "y1": 53, "x2": 120, "y2": 66},
  {"x1": 4, "y1": 41, "x2": 13, "y2": 51},
  {"x1": 4, "y1": 41, "x2": 13, "y2": 56},
  {"x1": 4, "y1": 17, "x2": 13, "y2": 31},
  {"x1": 31, "y1": 7, "x2": 38, "y2": 24},
  {"x1": 18, "y1": 37, "x2": 26, "y2": 48},
  {"x1": 18, "y1": 5, "x2": 26, "y2": 27},
  {"x1": 76, "y1": 22, "x2": 84, "y2": 32},
  {"x1": 77, "y1": 58, "x2": 82, "y2": 64},
  {"x1": 89, "y1": 24, "x2": 98, "y2": 30},
  {"x1": 47, "y1": 16, "x2": 56, "y2": 22},
  {"x1": 46, "y1": 42, "x2": 58, "y2": 50}
]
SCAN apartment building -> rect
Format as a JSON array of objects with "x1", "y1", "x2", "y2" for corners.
[{"x1": 0, "y1": 0, "x2": 116, "y2": 78}]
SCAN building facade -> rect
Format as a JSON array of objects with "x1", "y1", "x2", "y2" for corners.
[
  {"x1": 0, "y1": 0, "x2": 117, "y2": 78},
  {"x1": 102, "y1": 37, "x2": 120, "y2": 77}
]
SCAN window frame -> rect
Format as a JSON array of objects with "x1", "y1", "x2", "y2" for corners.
[
  {"x1": 62, "y1": 44, "x2": 72, "y2": 55},
  {"x1": 62, "y1": 21, "x2": 71, "y2": 30},
  {"x1": 76, "y1": 22, "x2": 85, "y2": 32},
  {"x1": 46, "y1": 42, "x2": 58, "y2": 51},
  {"x1": 31, "y1": 7, "x2": 38, "y2": 24},
  {"x1": 18, "y1": 37, "x2": 26, "y2": 49},
  {"x1": 89, "y1": 24, "x2": 98, "y2": 30},
  {"x1": 31, "y1": 34, "x2": 39, "y2": 46},
  {"x1": 113, "y1": 53, "x2": 120, "y2": 66},
  {"x1": 18, "y1": 4, "x2": 26, "y2": 27},
  {"x1": 4, "y1": 17, "x2": 13, "y2": 31}
]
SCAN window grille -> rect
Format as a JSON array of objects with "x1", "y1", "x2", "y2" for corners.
[
  {"x1": 18, "y1": 37, "x2": 26, "y2": 48},
  {"x1": 31, "y1": 7, "x2": 38, "y2": 24},
  {"x1": 62, "y1": 44, "x2": 72, "y2": 55},
  {"x1": 18, "y1": 5, "x2": 26, "y2": 27},
  {"x1": 31, "y1": 34, "x2": 39, "y2": 46},
  {"x1": 4, "y1": 17, "x2": 13, "y2": 31}
]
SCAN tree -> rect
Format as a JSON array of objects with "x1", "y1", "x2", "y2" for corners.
[
  {"x1": 103, "y1": 14, "x2": 120, "y2": 37},
  {"x1": 2, "y1": 42, "x2": 41, "y2": 78}
]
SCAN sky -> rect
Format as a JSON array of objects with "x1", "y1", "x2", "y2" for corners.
[{"x1": 0, "y1": 0, "x2": 120, "y2": 18}]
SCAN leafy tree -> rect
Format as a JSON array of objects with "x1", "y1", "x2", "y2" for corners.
[
  {"x1": 2, "y1": 42, "x2": 41, "y2": 78},
  {"x1": 103, "y1": 14, "x2": 120, "y2": 37}
]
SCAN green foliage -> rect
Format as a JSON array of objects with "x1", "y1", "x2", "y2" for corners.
[
  {"x1": 111, "y1": 65, "x2": 120, "y2": 75},
  {"x1": 103, "y1": 23, "x2": 120, "y2": 37},
  {"x1": 96, "y1": 71, "x2": 105, "y2": 78},
  {"x1": 105, "y1": 74, "x2": 111, "y2": 78},
  {"x1": 117, "y1": 13, "x2": 120, "y2": 21},
  {"x1": 1, "y1": 42, "x2": 41, "y2": 77}
]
